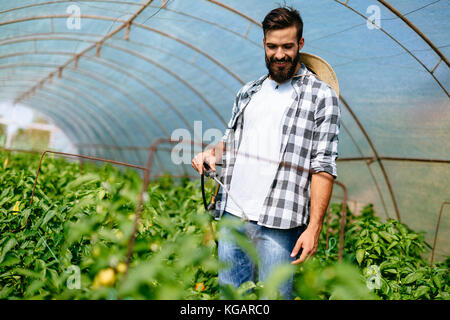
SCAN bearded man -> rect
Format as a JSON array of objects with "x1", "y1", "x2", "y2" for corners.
[{"x1": 192, "y1": 6, "x2": 341, "y2": 299}]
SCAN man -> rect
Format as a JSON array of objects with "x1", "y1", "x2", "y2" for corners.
[{"x1": 192, "y1": 7, "x2": 340, "y2": 299}]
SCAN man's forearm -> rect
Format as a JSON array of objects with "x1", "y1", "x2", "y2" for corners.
[
  {"x1": 308, "y1": 171, "x2": 334, "y2": 232},
  {"x1": 210, "y1": 141, "x2": 225, "y2": 164}
]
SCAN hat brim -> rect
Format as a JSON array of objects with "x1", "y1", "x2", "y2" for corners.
[{"x1": 299, "y1": 52, "x2": 339, "y2": 97}]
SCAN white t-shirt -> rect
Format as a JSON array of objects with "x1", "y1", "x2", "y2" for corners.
[{"x1": 225, "y1": 77, "x2": 295, "y2": 220}]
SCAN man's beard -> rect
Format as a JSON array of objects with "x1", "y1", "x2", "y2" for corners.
[{"x1": 265, "y1": 51, "x2": 300, "y2": 83}]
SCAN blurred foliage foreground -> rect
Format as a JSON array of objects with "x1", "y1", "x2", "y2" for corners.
[{"x1": 0, "y1": 151, "x2": 448, "y2": 300}]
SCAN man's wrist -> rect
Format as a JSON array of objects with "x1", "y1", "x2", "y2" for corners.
[{"x1": 307, "y1": 219, "x2": 323, "y2": 233}]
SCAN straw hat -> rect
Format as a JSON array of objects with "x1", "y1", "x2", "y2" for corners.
[{"x1": 298, "y1": 52, "x2": 340, "y2": 97}]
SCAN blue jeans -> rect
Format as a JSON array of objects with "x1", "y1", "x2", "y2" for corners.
[{"x1": 218, "y1": 211, "x2": 306, "y2": 300}]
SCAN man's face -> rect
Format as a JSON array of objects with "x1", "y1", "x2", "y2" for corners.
[{"x1": 263, "y1": 25, "x2": 304, "y2": 83}]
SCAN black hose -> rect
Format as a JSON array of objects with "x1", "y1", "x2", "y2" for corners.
[{"x1": 201, "y1": 173, "x2": 209, "y2": 211}]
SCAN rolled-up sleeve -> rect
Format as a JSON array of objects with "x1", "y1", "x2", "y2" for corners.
[
  {"x1": 222, "y1": 86, "x2": 244, "y2": 142},
  {"x1": 310, "y1": 85, "x2": 341, "y2": 178}
]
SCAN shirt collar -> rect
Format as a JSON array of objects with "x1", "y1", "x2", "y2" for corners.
[{"x1": 247, "y1": 62, "x2": 309, "y2": 96}]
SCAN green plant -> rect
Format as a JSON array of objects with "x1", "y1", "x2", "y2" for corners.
[{"x1": 0, "y1": 151, "x2": 448, "y2": 300}]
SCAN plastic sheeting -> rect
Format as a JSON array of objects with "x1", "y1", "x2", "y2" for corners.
[{"x1": 0, "y1": 0, "x2": 448, "y2": 259}]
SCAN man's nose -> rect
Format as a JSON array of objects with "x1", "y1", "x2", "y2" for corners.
[{"x1": 274, "y1": 48, "x2": 285, "y2": 60}]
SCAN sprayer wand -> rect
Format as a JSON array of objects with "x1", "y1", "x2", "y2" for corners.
[{"x1": 202, "y1": 161, "x2": 250, "y2": 222}]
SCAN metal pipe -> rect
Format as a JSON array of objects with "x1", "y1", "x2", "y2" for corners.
[
  {"x1": 0, "y1": 92, "x2": 105, "y2": 158},
  {"x1": 334, "y1": 0, "x2": 448, "y2": 97},
  {"x1": 12, "y1": 0, "x2": 155, "y2": 107},
  {"x1": 30, "y1": 150, "x2": 148, "y2": 205},
  {"x1": 0, "y1": 32, "x2": 237, "y2": 95},
  {"x1": 339, "y1": 96, "x2": 402, "y2": 222},
  {"x1": 333, "y1": 180, "x2": 348, "y2": 261},
  {"x1": 430, "y1": 201, "x2": 450, "y2": 266},
  {"x1": 376, "y1": 0, "x2": 449, "y2": 67}
]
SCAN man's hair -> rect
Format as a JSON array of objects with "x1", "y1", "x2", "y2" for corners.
[{"x1": 262, "y1": 6, "x2": 303, "y2": 42}]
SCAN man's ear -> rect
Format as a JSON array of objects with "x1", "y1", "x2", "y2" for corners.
[
  {"x1": 263, "y1": 37, "x2": 266, "y2": 47},
  {"x1": 298, "y1": 37, "x2": 305, "y2": 51}
]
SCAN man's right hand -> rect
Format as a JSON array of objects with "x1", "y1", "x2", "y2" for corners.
[{"x1": 192, "y1": 148, "x2": 216, "y2": 175}]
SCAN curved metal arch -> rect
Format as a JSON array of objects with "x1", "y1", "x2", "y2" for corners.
[
  {"x1": 27, "y1": 94, "x2": 118, "y2": 161},
  {"x1": 16, "y1": 97, "x2": 96, "y2": 156},
  {"x1": 333, "y1": 0, "x2": 448, "y2": 97},
  {"x1": 2, "y1": 81, "x2": 136, "y2": 163},
  {"x1": 1, "y1": 76, "x2": 133, "y2": 162},
  {"x1": 34, "y1": 85, "x2": 143, "y2": 165},
  {"x1": 0, "y1": 92, "x2": 104, "y2": 158},
  {"x1": 0, "y1": 93, "x2": 88, "y2": 152},
  {"x1": 101, "y1": 43, "x2": 227, "y2": 126},
  {"x1": 5, "y1": 7, "x2": 446, "y2": 100},
  {"x1": 77, "y1": 53, "x2": 212, "y2": 133},
  {"x1": 0, "y1": 1, "x2": 261, "y2": 48},
  {"x1": 12, "y1": 90, "x2": 117, "y2": 160},
  {"x1": 207, "y1": 0, "x2": 449, "y2": 73},
  {"x1": 0, "y1": 1, "x2": 143, "y2": 15},
  {"x1": 0, "y1": 36, "x2": 228, "y2": 127},
  {"x1": 0, "y1": 64, "x2": 146, "y2": 164},
  {"x1": 60, "y1": 67, "x2": 169, "y2": 137},
  {"x1": 339, "y1": 120, "x2": 390, "y2": 219},
  {"x1": 40, "y1": 80, "x2": 151, "y2": 160},
  {"x1": 339, "y1": 96, "x2": 401, "y2": 221},
  {"x1": 0, "y1": 55, "x2": 162, "y2": 147},
  {"x1": 0, "y1": 14, "x2": 245, "y2": 85},
  {"x1": 0, "y1": 57, "x2": 169, "y2": 139},
  {"x1": 77, "y1": 53, "x2": 197, "y2": 135},
  {"x1": 204, "y1": 0, "x2": 262, "y2": 27},
  {"x1": 376, "y1": 0, "x2": 449, "y2": 68},
  {"x1": 0, "y1": 31, "x2": 237, "y2": 95},
  {"x1": 49, "y1": 73, "x2": 162, "y2": 140},
  {"x1": 1, "y1": 50, "x2": 196, "y2": 137}
]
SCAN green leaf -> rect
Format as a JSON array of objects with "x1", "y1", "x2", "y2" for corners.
[
  {"x1": 356, "y1": 249, "x2": 365, "y2": 265},
  {"x1": 403, "y1": 272, "x2": 423, "y2": 285},
  {"x1": 0, "y1": 254, "x2": 21, "y2": 267},
  {"x1": 414, "y1": 285, "x2": 430, "y2": 298},
  {"x1": 0, "y1": 238, "x2": 18, "y2": 264},
  {"x1": 371, "y1": 233, "x2": 379, "y2": 243},
  {"x1": 379, "y1": 231, "x2": 393, "y2": 243},
  {"x1": 383, "y1": 269, "x2": 397, "y2": 274},
  {"x1": 98, "y1": 189, "x2": 106, "y2": 200},
  {"x1": 42, "y1": 210, "x2": 57, "y2": 227},
  {"x1": 432, "y1": 275, "x2": 442, "y2": 289},
  {"x1": 387, "y1": 241, "x2": 398, "y2": 251},
  {"x1": 374, "y1": 246, "x2": 381, "y2": 255}
]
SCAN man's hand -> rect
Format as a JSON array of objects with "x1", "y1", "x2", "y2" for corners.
[
  {"x1": 192, "y1": 148, "x2": 216, "y2": 175},
  {"x1": 192, "y1": 142, "x2": 224, "y2": 175},
  {"x1": 290, "y1": 225, "x2": 321, "y2": 264},
  {"x1": 290, "y1": 171, "x2": 333, "y2": 264}
]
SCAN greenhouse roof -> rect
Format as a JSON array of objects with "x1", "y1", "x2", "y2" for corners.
[{"x1": 0, "y1": 0, "x2": 449, "y2": 259}]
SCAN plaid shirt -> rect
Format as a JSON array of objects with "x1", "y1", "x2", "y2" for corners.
[{"x1": 213, "y1": 62, "x2": 341, "y2": 229}]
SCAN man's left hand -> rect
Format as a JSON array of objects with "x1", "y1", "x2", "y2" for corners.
[{"x1": 290, "y1": 226, "x2": 321, "y2": 264}]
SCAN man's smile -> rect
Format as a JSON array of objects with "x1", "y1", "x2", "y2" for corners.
[{"x1": 274, "y1": 61, "x2": 288, "y2": 67}]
